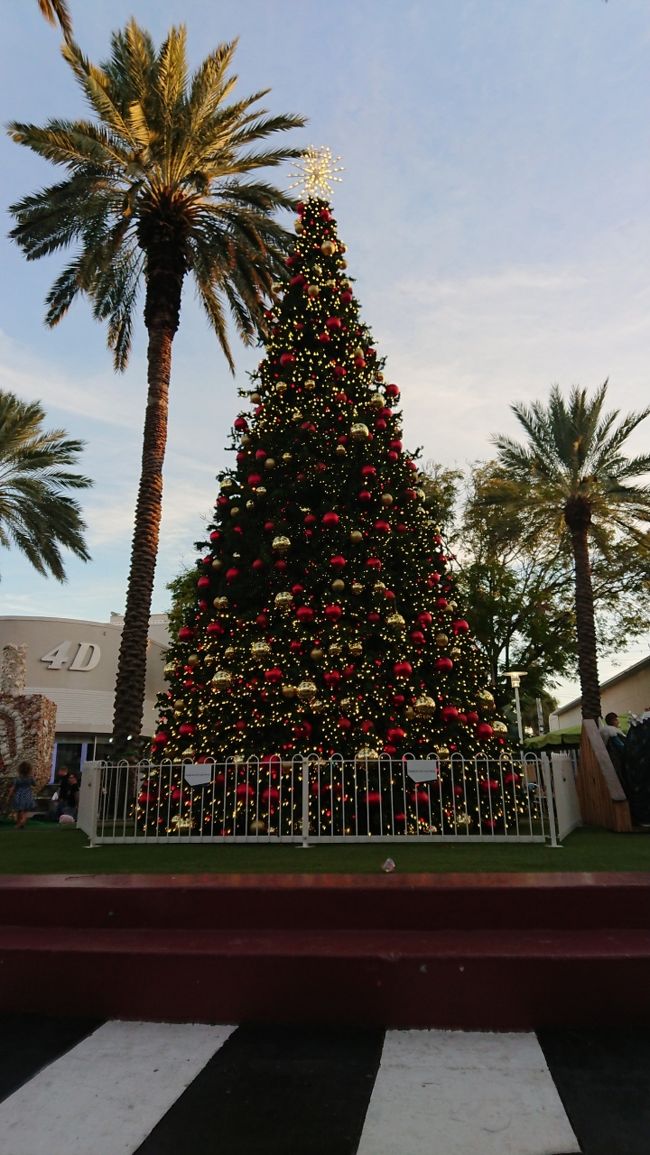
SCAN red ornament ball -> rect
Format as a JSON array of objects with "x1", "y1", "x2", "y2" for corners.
[
  {"x1": 435, "y1": 657, "x2": 454, "y2": 672},
  {"x1": 476, "y1": 722, "x2": 494, "y2": 741}
]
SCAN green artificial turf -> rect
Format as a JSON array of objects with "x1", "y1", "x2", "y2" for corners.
[{"x1": 1, "y1": 819, "x2": 650, "y2": 875}]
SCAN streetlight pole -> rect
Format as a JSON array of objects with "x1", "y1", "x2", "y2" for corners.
[{"x1": 504, "y1": 670, "x2": 527, "y2": 758}]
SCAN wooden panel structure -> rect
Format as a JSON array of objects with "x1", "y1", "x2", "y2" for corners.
[{"x1": 576, "y1": 719, "x2": 632, "y2": 832}]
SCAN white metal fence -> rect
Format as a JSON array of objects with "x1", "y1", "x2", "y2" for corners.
[{"x1": 78, "y1": 752, "x2": 559, "y2": 846}]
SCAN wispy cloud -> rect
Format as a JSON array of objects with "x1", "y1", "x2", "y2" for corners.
[{"x1": 0, "y1": 331, "x2": 142, "y2": 431}]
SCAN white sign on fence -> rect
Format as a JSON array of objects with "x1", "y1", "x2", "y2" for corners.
[
  {"x1": 405, "y1": 759, "x2": 439, "y2": 782},
  {"x1": 183, "y1": 764, "x2": 213, "y2": 787}
]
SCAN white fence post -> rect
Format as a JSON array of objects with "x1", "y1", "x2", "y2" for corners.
[
  {"x1": 79, "y1": 761, "x2": 102, "y2": 846},
  {"x1": 540, "y1": 753, "x2": 560, "y2": 848},
  {"x1": 299, "y1": 755, "x2": 311, "y2": 849}
]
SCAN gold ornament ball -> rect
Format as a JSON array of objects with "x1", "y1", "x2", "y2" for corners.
[
  {"x1": 274, "y1": 591, "x2": 293, "y2": 611},
  {"x1": 174, "y1": 699, "x2": 185, "y2": 710},
  {"x1": 435, "y1": 633, "x2": 449, "y2": 646},
  {"x1": 381, "y1": 493, "x2": 394, "y2": 507},
  {"x1": 291, "y1": 410, "x2": 303, "y2": 423},
  {"x1": 313, "y1": 264, "x2": 323, "y2": 276},
  {"x1": 275, "y1": 381, "x2": 288, "y2": 394},
  {"x1": 321, "y1": 240, "x2": 336, "y2": 256},
  {"x1": 351, "y1": 581, "x2": 364, "y2": 595},
  {"x1": 450, "y1": 646, "x2": 462, "y2": 659},
  {"x1": 224, "y1": 646, "x2": 236, "y2": 660},
  {"x1": 306, "y1": 285, "x2": 320, "y2": 298},
  {"x1": 310, "y1": 699, "x2": 324, "y2": 714},
  {"x1": 435, "y1": 745, "x2": 450, "y2": 761},
  {"x1": 355, "y1": 747, "x2": 379, "y2": 762},
  {"x1": 328, "y1": 643, "x2": 343, "y2": 655},
  {"x1": 264, "y1": 458, "x2": 276, "y2": 470},
  {"x1": 414, "y1": 695, "x2": 436, "y2": 719},
  {"x1": 182, "y1": 747, "x2": 195, "y2": 759},
  {"x1": 272, "y1": 535, "x2": 291, "y2": 555},
  {"x1": 304, "y1": 378, "x2": 316, "y2": 391},
  {"x1": 331, "y1": 578, "x2": 346, "y2": 592},
  {"x1": 251, "y1": 640, "x2": 271, "y2": 659},
  {"x1": 213, "y1": 596, "x2": 228, "y2": 609},
  {"x1": 163, "y1": 662, "x2": 175, "y2": 676},
  {"x1": 187, "y1": 653, "x2": 200, "y2": 667},
  {"x1": 271, "y1": 282, "x2": 283, "y2": 295},
  {"x1": 255, "y1": 486, "x2": 267, "y2": 497},
  {"x1": 230, "y1": 506, "x2": 240, "y2": 517},
  {"x1": 492, "y1": 720, "x2": 509, "y2": 734},
  {"x1": 246, "y1": 500, "x2": 255, "y2": 510},
  {"x1": 447, "y1": 601, "x2": 458, "y2": 612},
  {"x1": 212, "y1": 669, "x2": 233, "y2": 689},
  {"x1": 348, "y1": 641, "x2": 363, "y2": 657},
  {"x1": 282, "y1": 684, "x2": 296, "y2": 699},
  {"x1": 340, "y1": 697, "x2": 352, "y2": 711},
  {"x1": 477, "y1": 689, "x2": 495, "y2": 705},
  {"x1": 350, "y1": 423, "x2": 370, "y2": 442},
  {"x1": 250, "y1": 392, "x2": 261, "y2": 404},
  {"x1": 369, "y1": 392, "x2": 385, "y2": 411},
  {"x1": 282, "y1": 452, "x2": 293, "y2": 462},
  {"x1": 241, "y1": 434, "x2": 251, "y2": 446},
  {"x1": 212, "y1": 559, "x2": 223, "y2": 570},
  {"x1": 405, "y1": 706, "x2": 415, "y2": 720},
  {"x1": 297, "y1": 680, "x2": 318, "y2": 702},
  {"x1": 250, "y1": 819, "x2": 267, "y2": 833},
  {"x1": 373, "y1": 581, "x2": 386, "y2": 593},
  {"x1": 221, "y1": 478, "x2": 234, "y2": 491},
  {"x1": 294, "y1": 218, "x2": 304, "y2": 233},
  {"x1": 310, "y1": 647, "x2": 324, "y2": 662},
  {"x1": 335, "y1": 444, "x2": 347, "y2": 457},
  {"x1": 350, "y1": 530, "x2": 363, "y2": 544},
  {"x1": 387, "y1": 612, "x2": 406, "y2": 631}
]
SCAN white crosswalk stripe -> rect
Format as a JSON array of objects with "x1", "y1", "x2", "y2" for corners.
[
  {"x1": 358, "y1": 1030, "x2": 580, "y2": 1155},
  {"x1": 0, "y1": 1019, "x2": 590, "y2": 1155},
  {"x1": 0, "y1": 1020, "x2": 234, "y2": 1155}
]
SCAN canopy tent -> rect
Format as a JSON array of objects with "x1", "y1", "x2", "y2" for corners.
[{"x1": 524, "y1": 715, "x2": 631, "y2": 753}]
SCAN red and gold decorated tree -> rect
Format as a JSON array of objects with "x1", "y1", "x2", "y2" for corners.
[{"x1": 150, "y1": 158, "x2": 523, "y2": 835}]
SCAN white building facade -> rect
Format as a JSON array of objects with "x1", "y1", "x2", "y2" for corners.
[{"x1": 0, "y1": 614, "x2": 169, "y2": 775}]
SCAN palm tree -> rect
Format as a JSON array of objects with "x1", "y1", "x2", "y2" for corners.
[
  {"x1": 486, "y1": 382, "x2": 650, "y2": 719},
  {"x1": 0, "y1": 390, "x2": 92, "y2": 580},
  {"x1": 37, "y1": 0, "x2": 73, "y2": 42},
  {"x1": 8, "y1": 21, "x2": 305, "y2": 751}
]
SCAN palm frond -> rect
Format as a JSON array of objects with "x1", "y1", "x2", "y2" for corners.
[{"x1": 0, "y1": 390, "x2": 92, "y2": 582}]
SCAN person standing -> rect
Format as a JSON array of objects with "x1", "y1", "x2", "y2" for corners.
[{"x1": 7, "y1": 761, "x2": 36, "y2": 829}]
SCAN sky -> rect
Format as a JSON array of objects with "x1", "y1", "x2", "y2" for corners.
[{"x1": 1, "y1": 0, "x2": 649, "y2": 710}]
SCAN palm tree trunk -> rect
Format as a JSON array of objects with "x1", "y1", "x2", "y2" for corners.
[
  {"x1": 569, "y1": 524, "x2": 601, "y2": 720},
  {"x1": 112, "y1": 323, "x2": 173, "y2": 752}
]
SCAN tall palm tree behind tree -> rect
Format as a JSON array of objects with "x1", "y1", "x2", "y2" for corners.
[
  {"x1": 37, "y1": 0, "x2": 73, "y2": 42},
  {"x1": 485, "y1": 382, "x2": 650, "y2": 719},
  {"x1": 8, "y1": 20, "x2": 305, "y2": 751},
  {"x1": 0, "y1": 390, "x2": 92, "y2": 580}
]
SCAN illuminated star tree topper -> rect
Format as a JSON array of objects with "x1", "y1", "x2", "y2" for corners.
[{"x1": 289, "y1": 146, "x2": 344, "y2": 199}]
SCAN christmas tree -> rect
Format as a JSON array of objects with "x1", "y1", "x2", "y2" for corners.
[{"x1": 147, "y1": 152, "x2": 525, "y2": 838}]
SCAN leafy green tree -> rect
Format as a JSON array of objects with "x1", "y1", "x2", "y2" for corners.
[
  {"x1": 0, "y1": 390, "x2": 92, "y2": 580},
  {"x1": 486, "y1": 383, "x2": 650, "y2": 719},
  {"x1": 8, "y1": 20, "x2": 305, "y2": 751},
  {"x1": 37, "y1": 0, "x2": 73, "y2": 42}
]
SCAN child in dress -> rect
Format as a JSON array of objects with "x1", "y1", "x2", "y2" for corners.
[{"x1": 8, "y1": 761, "x2": 36, "y2": 829}]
